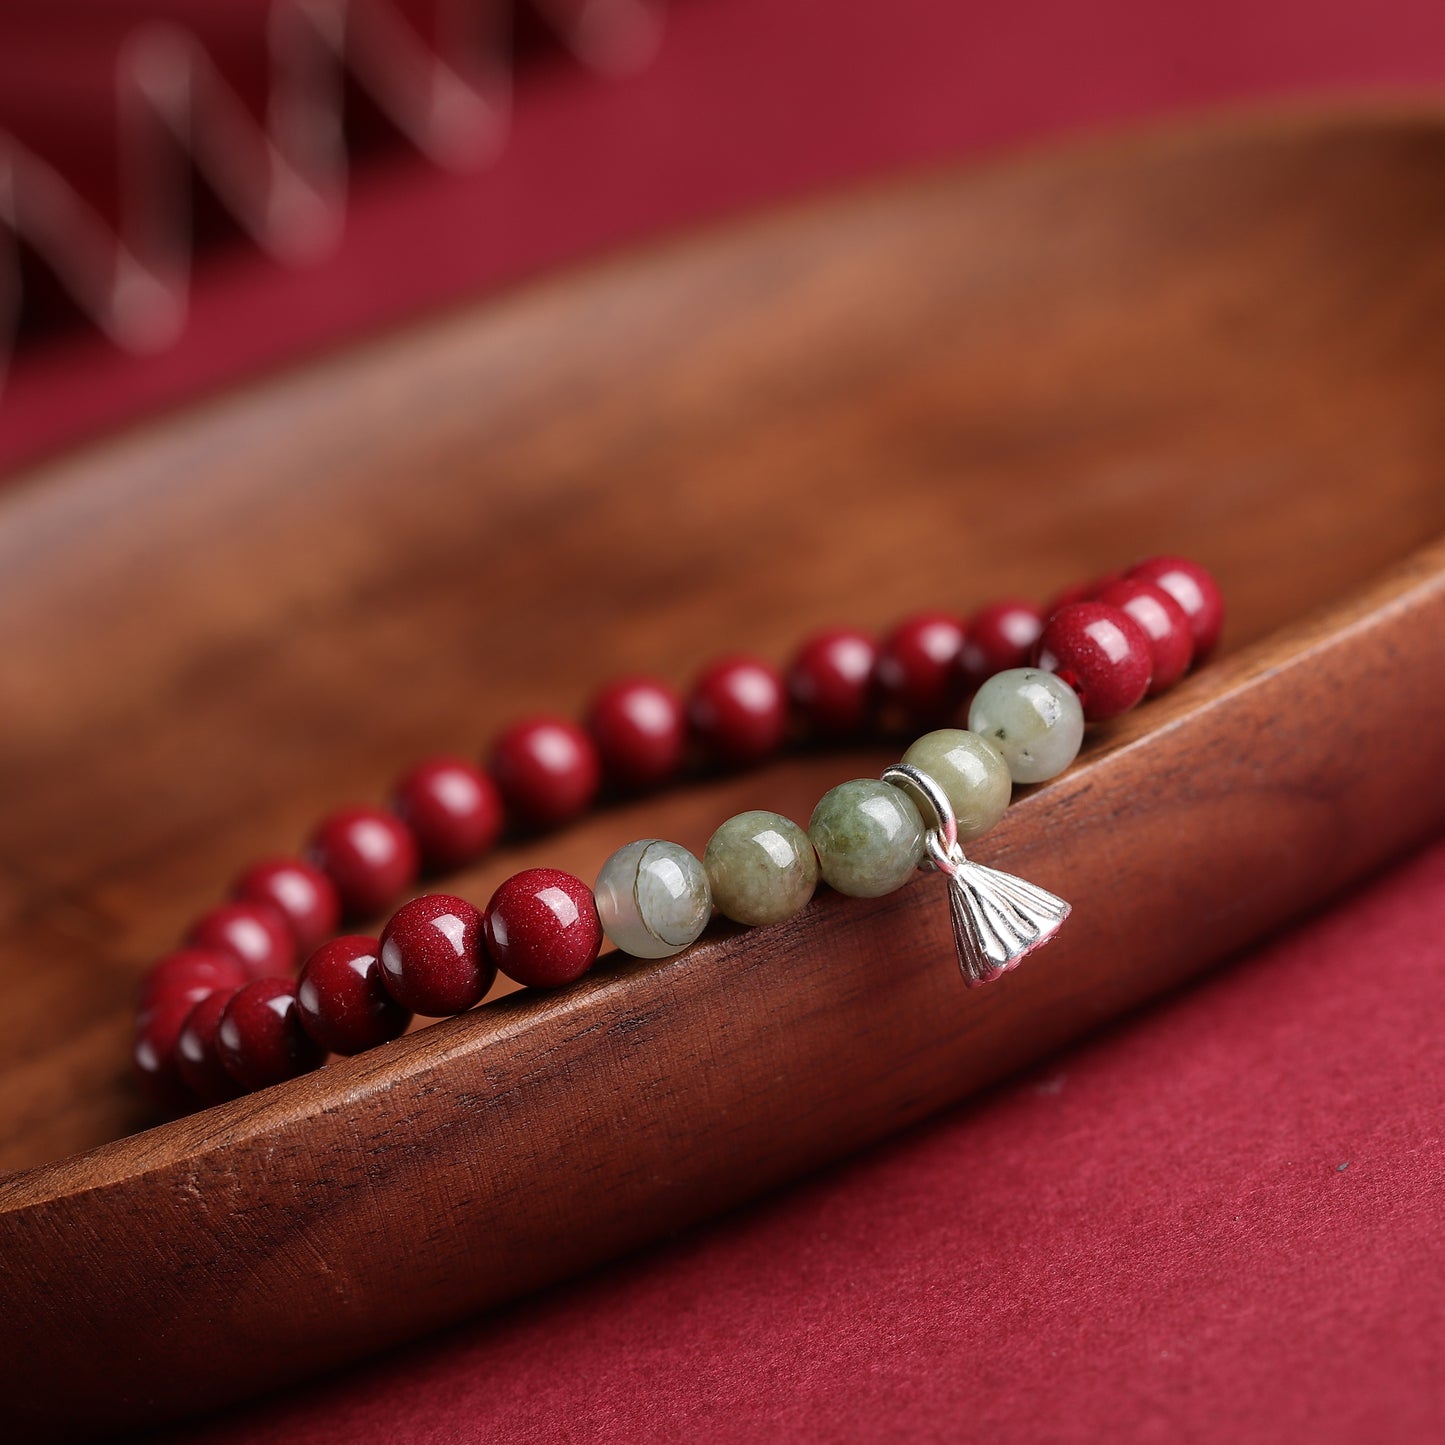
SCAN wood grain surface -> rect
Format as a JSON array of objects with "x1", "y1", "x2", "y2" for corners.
[{"x1": 2, "y1": 104, "x2": 1445, "y2": 1438}]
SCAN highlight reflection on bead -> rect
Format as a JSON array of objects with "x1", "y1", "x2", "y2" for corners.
[
  {"x1": 216, "y1": 978, "x2": 325, "y2": 1092},
  {"x1": 967, "y1": 669, "x2": 1084, "y2": 785},
  {"x1": 808, "y1": 780, "x2": 925, "y2": 898},
  {"x1": 1032, "y1": 602, "x2": 1152, "y2": 721},
  {"x1": 900, "y1": 729, "x2": 1012, "y2": 843},
  {"x1": 378, "y1": 895, "x2": 490, "y2": 1018},
  {"x1": 299, "y1": 934, "x2": 412, "y2": 1053},
  {"x1": 484, "y1": 868, "x2": 602, "y2": 989},
  {"x1": 595, "y1": 840, "x2": 712, "y2": 959},
  {"x1": 704, "y1": 811, "x2": 817, "y2": 925}
]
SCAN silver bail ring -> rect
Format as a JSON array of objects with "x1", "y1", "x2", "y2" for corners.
[{"x1": 881, "y1": 762, "x2": 963, "y2": 877}]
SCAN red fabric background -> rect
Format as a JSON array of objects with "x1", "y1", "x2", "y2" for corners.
[
  {"x1": 8, "y1": 0, "x2": 1445, "y2": 474},
  {"x1": 174, "y1": 834, "x2": 1445, "y2": 1443},
  {"x1": 7, "y1": 1, "x2": 1442, "y2": 1438}
]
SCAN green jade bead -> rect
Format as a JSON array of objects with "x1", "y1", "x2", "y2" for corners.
[
  {"x1": 595, "y1": 839, "x2": 713, "y2": 959},
  {"x1": 808, "y1": 779, "x2": 925, "y2": 898},
  {"x1": 704, "y1": 810, "x2": 818, "y2": 926},
  {"x1": 900, "y1": 728, "x2": 1012, "y2": 843},
  {"x1": 967, "y1": 668, "x2": 1085, "y2": 785}
]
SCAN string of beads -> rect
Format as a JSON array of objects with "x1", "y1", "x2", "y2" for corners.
[{"x1": 134, "y1": 556, "x2": 1224, "y2": 1109}]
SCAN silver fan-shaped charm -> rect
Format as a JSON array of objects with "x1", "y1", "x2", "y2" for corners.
[
  {"x1": 943, "y1": 855, "x2": 1070, "y2": 986},
  {"x1": 882, "y1": 763, "x2": 1072, "y2": 988}
]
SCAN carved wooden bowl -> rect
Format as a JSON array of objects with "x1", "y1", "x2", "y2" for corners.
[{"x1": 2, "y1": 104, "x2": 1444, "y2": 1439}]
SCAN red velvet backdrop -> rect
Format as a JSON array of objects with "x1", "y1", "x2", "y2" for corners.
[
  {"x1": 4, "y1": 2, "x2": 1441, "y2": 1440},
  {"x1": 6, "y1": 0, "x2": 1445, "y2": 474}
]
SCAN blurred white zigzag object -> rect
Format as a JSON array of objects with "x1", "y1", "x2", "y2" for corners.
[{"x1": 0, "y1": 0, "x2": 667, "y2": 386}]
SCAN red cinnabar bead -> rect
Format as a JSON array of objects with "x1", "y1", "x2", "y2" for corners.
[
  {"x1": 298, "y1": 934, "x2": 413, "y2": 1052},
  {"x1": 585, "y1": 677, "x2": 688, "y2": 789},
  {"x1": 137, "y1": 948, "x2": 248, "y2": 1019},
  {"x1": 1033, "y1": 601, "x2": 1153, "y2": 721},
  {"x1": 688, "y1": 656, "x2": 788, "y2": 766},
  {"x1": 489, "y1": 718, "x2": 601, "y2": 828},
  {"x1": 217, "y1": 978, "x2": 326, "y2": 1092},
  {"x1": 378, "y1": 895, "x2": 491, "y2": 1017},
  {"x1": 787, "y1": 628, "x2": 878, "y2": 737},
  {"x1": 1095, "y1": 578, "x2": 1194, "y2": 696},
  {"x1": 232, "y1": 857, "x2": 341, "y2": 956},
  {"x1": 187, "y1": 900, "x2": 295, "y2": 980},
  {"x1": 484, "y1": 868, "x2": 603, "y2": 989},
  {"x1": 132, "y1": 994, "x2": 200, "y2": 1108},
  {"x1": 393, "y1": 757, "x2": 504, "y2": 870},
  {"x1": 309, "y1": 806, "x2": 420, "y2": 918},
  {"x1": 1127, "y1": 556, "x2": 1225, "y2": 661},
  {"x1": 875, "y1": 612, "x2": 968, "y2": 723},
  {"x1": 175, "y1": 990, "x2": 243, "y2": 1104},
  {"x1": 958, "y1": 601, "x2": 1046, "y2": 690}
]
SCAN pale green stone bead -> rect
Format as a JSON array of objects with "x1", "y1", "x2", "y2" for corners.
[
  {"x1": 900, "y1": 728, "x2": 1012, "y2": 842},
  {"x1": 594, "y1": 839, "x2": 712, "y2": 959},
  {"x1": 808, "y1": 779, "x2": 925, "y2": 898},
  {"x1": 967, "y1": 668, "x2": 1084, "y2": 784},
  {"x1": 704, "y1": 811, "x2": 818, "y2": 926}
]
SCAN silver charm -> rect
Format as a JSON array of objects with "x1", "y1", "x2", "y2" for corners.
[{"x1": 881, "y1": 763, "x2": 1071, "y2": 987}]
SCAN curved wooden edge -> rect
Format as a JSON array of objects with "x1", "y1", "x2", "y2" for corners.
[
  {"x1": 4, "y1": 91, "x2": 1444, "y2": 505},
  {"x1": 3, "y1": 535, "x2": 1444, "y2": 1437},
  {"x1": 5, "y1": 95, "x2": 1445, "y2": 1175}
]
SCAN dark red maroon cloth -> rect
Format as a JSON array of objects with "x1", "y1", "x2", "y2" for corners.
[
  {"x1": 174, "y1": 832, "x2": 1445, "y2": 1443},
  {"x1": 6, "y1": 0, "x2": 1445, "y2": 473}
]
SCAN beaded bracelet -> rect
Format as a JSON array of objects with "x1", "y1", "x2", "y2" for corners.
[{"x1": 134, "y1": 556, "x2": 1224, "y2": 1110}]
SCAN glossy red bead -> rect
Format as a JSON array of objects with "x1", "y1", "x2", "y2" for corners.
[
  {"x1": 484, "y1": 868, "x2": 603, "y2": 989},
  {"x1": 489, "y1": 717, "x2": 601, "y2": 828},
  {"x1": 958, "y1": 601, "x2": 1046, "y2": 690},
  {"x1": 1095, "y1": 577, "x2": 1194, "y2": 696},
  {"x1": 392, "y1": 757, "x2": 505, "y2": 870},
  {"x1": 688, "y1": 655, "x2": 788, "y2": 766},
  {"x1": 1127, "y1": 555, "x2": 1225, "y2": 661},
  {"x1": 875, "y1": 612, "x2": 968, "y2": 724},
  {"x1": 585, "y1": 677, "x2": 688, "y2": 789},
  {"x1": 309, "y1": 806, "x2": 420, "y2": 918},
  {"x1": 186, "y1": 900, "x2": 295, "y2": 980},
  {"x1": 217, "y1": 978, "x2": 326, "y2": 1092},
  {"x1": 787, "y1": 628, "x2": 878, "y2": 737},
  {"x1": 1033, "y1": 601, "x2": 1153, "y2": 721},
  {"x1": 232, "y1": 857, "x2": 341, "y2": 956},
  {"x1": 137, "y1": 948, "x2": 248, "y2": 1020},
  {"x1": 378, "y1": 894, "x2": 492, "y2": 1017},
  {"x1": 132, "y1": 994, "x2": 199, "y2": 1109},
  {"x1": 175, "y1": 990, "x2": 244, "y2": 1105},
  {"x1": 298, "y1": 934, "x2": 413, "y2": 1053}
]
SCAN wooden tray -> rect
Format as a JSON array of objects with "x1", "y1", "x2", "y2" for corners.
[{"x1": 3, "y1": 103, "x2": 1445, "y2": 1440}]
